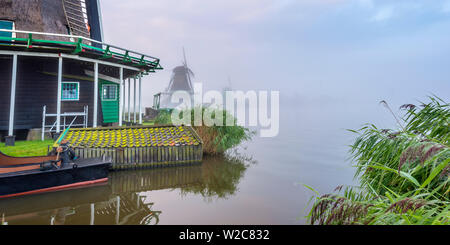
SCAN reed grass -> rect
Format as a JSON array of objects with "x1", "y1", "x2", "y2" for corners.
[
  {"x1": 306, "y1": 96, "x2": 449, "y2": 225},
  {"x1": 307, "y1": 186, "x2": 449, "y2": 225},
  {"x1": 153, "y1": 107, "x2": 254, "y2": 155}
]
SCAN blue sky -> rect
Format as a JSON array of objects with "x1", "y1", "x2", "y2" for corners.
[{"x1": 100, "y1": 0, "x2": 450, "y2": 108}]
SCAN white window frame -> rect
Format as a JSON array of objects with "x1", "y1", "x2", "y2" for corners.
[
  {"x1": 11, "y1": 21, "x2": 15, "y2": 38},
  {"x1": 0, "y1": 20, "x2": 15, "y2": 38},
  {"x1": 61, "y1": 82, "x2": 80, "y2": 101},
  {"x1": 102, "y1": 84, "x2": 118, "y2": 101}
]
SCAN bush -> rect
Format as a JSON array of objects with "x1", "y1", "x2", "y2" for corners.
[
  {"x1": 153, "y1": 107, "x2": 254, "y2": 155},
  {"x1": 153, "y1": 109, "x2": 173, "y2": 125}
]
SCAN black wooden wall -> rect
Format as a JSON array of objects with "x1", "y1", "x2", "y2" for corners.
[
  {"x1": 86, "y1": 0, "x2": 103, "y2": 44},
  {"x1": 0, "y1": 55, "x2": 103, "y2": 136}
]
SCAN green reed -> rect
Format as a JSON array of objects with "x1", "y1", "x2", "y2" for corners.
[
  {"x1": 153, "y1": 106, "x2": 254, "y2": 155},
  {"x1": 306, "y1": 96, "x2": 449, "y2": 225},
  {"x1": 306, "y1": 185, "x2": 449, "y2": 225}
]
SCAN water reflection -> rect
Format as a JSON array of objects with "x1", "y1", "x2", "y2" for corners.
[
  {"x1": 0, "y1": 151, "x2": 254, "y2": 225},
  {"x1": 178, "y1": 151, "x2": 256, "y2": 201}
]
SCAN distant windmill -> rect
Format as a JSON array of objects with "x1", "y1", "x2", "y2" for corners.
[
  {"x1": 165, "y1": 48, "x2": 194, "y2": 93},
  {"x1": 221, "y1": 76, "x2": 233, "y2": 108},
  {"x1": 224, "y1": 76, "x2": 232, "y2": 91},
  {"x1": 155, "y1": 48, "x2": 196, "y2": 110}
]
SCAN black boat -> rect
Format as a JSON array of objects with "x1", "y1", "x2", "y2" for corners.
[{"x1": 0, "y1": 150, "x2": 111, "y2": 199}]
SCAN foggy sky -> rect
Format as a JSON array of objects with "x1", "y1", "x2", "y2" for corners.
[{"x1": 100, "y1": 0, "x2": 450, "y2": 109}]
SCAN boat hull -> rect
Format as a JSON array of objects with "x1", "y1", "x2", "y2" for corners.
[{"x1": 0, "y1": 158, "x2": 111, "y2": 199}]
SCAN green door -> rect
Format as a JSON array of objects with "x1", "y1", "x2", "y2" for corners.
[
  {"x1": 0, "y1": 20, "x2": 13, "y2": 38},
  {"x1": 100, "y1": 80, "x2": 120, "y2": 123}
]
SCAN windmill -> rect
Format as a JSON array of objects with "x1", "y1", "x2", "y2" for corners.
[
  {"x1": 220, "y1": 76, "x2": 233, "y2": 109},
  {"x1": 155, "y1": 48, "x2": 196, "y2": 110},
  {"x1": 166, "y1": 48, "x2": 194, "y2": 93}
]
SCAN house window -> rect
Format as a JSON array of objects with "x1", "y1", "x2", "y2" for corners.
[
  {"x1": 102, "y1": 84, "x2": 117, "y2": 100},
  {"x1": 61, "y1": 82, "x2": 79, "y2": 101},
  {"x1": 0, "y1": 20, "x2": 14, "y2": 38}
]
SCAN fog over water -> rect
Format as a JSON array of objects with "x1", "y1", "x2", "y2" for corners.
[
  {"x1": 101, "y1": 0, "x2": 449, "y2": 107},
  {"x1": 0, "y1": 96, "x2": 443, "y2": 225},
  {"x1": 1, "y1": 0, "x2": 449, "y2": 225},
  {"x1": 102, "y1": 0, "x2": 450, "y2": 224}
]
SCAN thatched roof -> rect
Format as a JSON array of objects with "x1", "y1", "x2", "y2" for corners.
[{"x1": 0, "y1": 0, "x2": 85, "y2": 40}]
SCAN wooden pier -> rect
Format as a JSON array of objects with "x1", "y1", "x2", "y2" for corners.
[{"x1": 61, "y1": 125, "x2": 203, "y2": 170}]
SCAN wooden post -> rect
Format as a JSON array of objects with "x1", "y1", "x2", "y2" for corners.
[
  {"x1": 128, "y1": 78, "x2": 131, "y2": 122},
  {"x1": 93, "y1": 62, "x2": 98, "y2": 127},
  {"x1": 56, "y1": 56, "x2": 62, "y2": 133},
  {"x1": 133, "y1": 77, "x2": 136, "y2": 123},
  {"x1": 8, "y1": 54, "x2": 18, "y2": 137},
  {"x1": 122, "y1": 74, "x2": 126, "y2": 124},
  {"x1": 139, "y1": 73, "x2": 142, "y2": 124},
  {"x1": 84, "y1": 105, "x2": 88, "y2": 128},
  {"x1": 119, "y1": 67, "x2": 124, "y2": 126},
  {"x1": 41, "y1": 105, "x2": 46, "y2": 141}
]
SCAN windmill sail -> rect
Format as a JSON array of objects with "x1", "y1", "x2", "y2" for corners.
[{"x1": 182, "y1": 47, "x2": 194, "y2": 91}]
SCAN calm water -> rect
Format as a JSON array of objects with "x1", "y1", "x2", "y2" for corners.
[{"x1": 0, "y1": 99, "x2": 396, "y2": 225}]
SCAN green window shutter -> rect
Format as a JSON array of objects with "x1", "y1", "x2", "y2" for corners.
[{"x1": 0, "y1": 20, "x2": 13, "y2": 38}]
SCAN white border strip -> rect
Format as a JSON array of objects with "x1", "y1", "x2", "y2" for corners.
[
  {"x1": 0, "y1": 50, "x2": 141, "y2": 71},
  {"x1": 0, "y1": 28, "x2": 159, "y2": 60}
]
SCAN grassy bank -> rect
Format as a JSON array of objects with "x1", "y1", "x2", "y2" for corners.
[
  {"x1": 153, "y1": 107, "x2": 254, "y2": 155},
  {"x1": 0, "y1": 139, "x2": 54, "y2": 157},
  {"x1": 306, "y1": 96, "x2": 449, "y2": 225}
]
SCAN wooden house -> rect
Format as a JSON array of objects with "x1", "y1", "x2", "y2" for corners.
[{"x1": 0, "y1": 0, "x2": 162, "y2": 145}]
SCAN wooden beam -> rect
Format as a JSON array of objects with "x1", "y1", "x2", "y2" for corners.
[
  {"x1": 133, "y1": 77, "x2": 136, "y2": 123},
  {"x1": 8, "y1": 54, "x2": 18, "y2": 136},
  {"x1": 119, "y1": 67, "x2": 124, "y2": 126},
  {"x1": 122, "y1": 77, "x2": 126, "y2": 123},
  {"x1": 56, "y1": 56, "x2": 63, "y2": 133},
  {"x1": 93, "y1": 62, "x2": 98, "y2": 127},
  {"x1": 128, "y1": 78, "x2": 131, "y2": 122},
  {"x1": 0, "y1": 51, "x2": 142, "y2": 72},
  {"x1": 139, "y1": 73, "x2": 142, "y2": 124}
]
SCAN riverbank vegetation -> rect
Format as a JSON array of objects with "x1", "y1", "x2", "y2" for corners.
[
  {"x1": 153, "y1": 107, "x2": 254, "y2": 155},
  {"x1": 306, "y1": 96, "x2": 449, "y2": 225}
]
